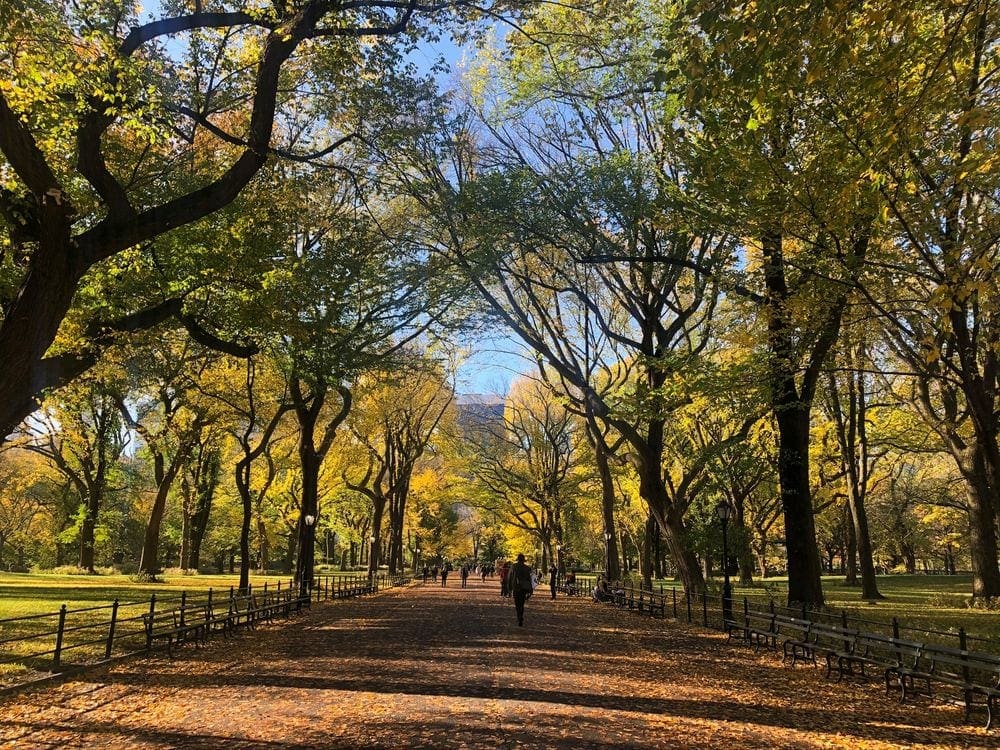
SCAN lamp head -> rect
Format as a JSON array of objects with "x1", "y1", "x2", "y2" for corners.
[
  {"x1": 304, "y1": 514, "x2": 315, "y2": 527},
  {"x1": 715, "y1": 501, "x2": 732, "y2": 522}
]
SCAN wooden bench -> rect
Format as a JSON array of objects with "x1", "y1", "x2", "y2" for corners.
[
  {"x1": 826, "y1": 630, "x2": 897, "y2": 681},
  {"x1": 144, "y1": 604, "x2": 209, "y2": 657},
  {"x1": 636, "y1": 589, "x2": 666, "y2": 617},
  {"x1": 886, "y1": 643, "x2": 1000, "y2": 729},
  {"x1": 774, "y1": 615, "x2": 816, "y2": 666},
  {"x1": 883, "y1": 639, "x2": 929, "y2": 701},
  {"x1": 254, "y1": 589, "x2": 296, "y2": 624},
  {"x1": 728, "y1": 610, "x2": 778, "y2": 652}
]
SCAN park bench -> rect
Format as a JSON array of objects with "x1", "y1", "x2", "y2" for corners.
[
  {"x1": 825, "y1": 630, "x2": 898, "y2": 681},
  {"x1": 773, "y1": 615, "x2": 816, "y2": 666},
  {"x1": 885, "y1": 643, "x2": 1000, "y2": 729},
  {"x1": 636, "y1": 589, "x2": 666, "y2": 617},
  {"x1": 883, "y1": 638, "x2": 929, "y2": 701},
  {"x1": 226, "y1": 594, "x2": 258, "y2": 631},
  {"x1": 728, "y1": 609, "x2": 778, "y2": 652},
  {"x1": 144, "y1": 604, "x2": 209, "y2": 657},
  {"x1": 254, "y1": 589, "x2": 296, "y2": 624}
]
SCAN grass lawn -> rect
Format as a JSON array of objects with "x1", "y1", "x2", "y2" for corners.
[
  {"x1": 735, "y1": 574, "x2": 1000, "y2": 647},
  {"x1": 0, "y1": 569, "x2": 381, "y2": 680},
  {"x1": 0, "y1": 568, "x2": 378, "y2": 619}
]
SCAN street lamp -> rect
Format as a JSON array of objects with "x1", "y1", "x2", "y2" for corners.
[
  {"x1": 369, "y1": 533, "x2": 377, "y2": 578},
  {"x1": 300, "y1": 513, "x2": 316, "y2": 601},
  {"x1": 715, "y1": 501, "x2": 733, "y2": 630}
]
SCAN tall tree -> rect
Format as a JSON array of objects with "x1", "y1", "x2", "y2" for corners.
[
  {"x1": 0, "y1": 0, "x2": 512, "y2": 440},
  {"x1": 22, "y1": 379, "x2": 127, "y2": 572}
]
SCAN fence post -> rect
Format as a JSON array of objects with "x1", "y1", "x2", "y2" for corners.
[
  {"x1": 52, "y1": 604, "x2": 68, "y2": 670},
  {"x1": 146, "y1": 594, "x2": 157, "y2": 652},
  {"x1": 105, "y1": 599, "x2": 119, "y2": 659},
  {"x1": 891, "y1": 617, "x2": 900, "y2": 640},
  {"x1": 702, "y1": 592, "x2": 708, "y2": 627},
  {"x1": 801, "y1": 601, "x2": 807, "y2": 621},
  {"x1": 179, "y1": 591, "x2": 187, "y2": 628},
  {"x1": 685, "y1": 588, "x2": 692, "y2": 623},
  {"x1": 672, "y1": 588, "x2": 677, "y2": 618},
  {"x1": 841, "y1": 610, "x2": 849, "y2": 652},
  {"x1": 743, "y1": 597, "x2": 749, "y2": 629}
]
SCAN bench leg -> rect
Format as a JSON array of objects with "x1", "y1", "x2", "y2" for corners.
[{"x1": 986, "y1": 696, "x2": 995, "y2": 731}]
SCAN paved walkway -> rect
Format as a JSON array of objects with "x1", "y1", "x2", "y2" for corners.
[{"x1": 0, "y1": 579, "x2": 991, "y2": 749}]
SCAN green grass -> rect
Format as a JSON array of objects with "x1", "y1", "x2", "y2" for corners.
[
  {"x1": 0, "y1": 569, "x2": 379, "y2": 679},
  {"x1": 574, "y1": 572, "x2": 998, "y2": 645},
  {"x1": 0, "y1": 571, "x2": 293, "y2": 619},
  {"x1": 733, "y1": 574, "x2": 1000, "y2": 646}
]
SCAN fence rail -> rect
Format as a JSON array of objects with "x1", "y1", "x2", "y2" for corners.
[{"x1": 0, "y1": 573, "x2": 409, "y2": 692}]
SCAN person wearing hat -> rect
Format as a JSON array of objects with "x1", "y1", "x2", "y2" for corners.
[{"x1": 507, "y1": 553, "x2": 534, "y2": 626}]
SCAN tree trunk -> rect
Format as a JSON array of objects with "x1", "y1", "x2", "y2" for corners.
[
  {"x1": 962, "y1": 448, "x2": 1000, "y2": 597},
  {"x1": 636, "y1": 449, "x2": 706, "y2": 593},
  {"x1": 735, "y1": 508, "x2": 754, "y2": 585},
  {"x1": 773, "y1": 406, "x2": 825, "y2": 606},
  {"x1": 368, "y1": 497, "x2": 386, "y2": 576},
  {"x1": 844, "y1": 503, "x2": 858, "y2": 586},
  {"x1": 189, "y1": 449, "x2": 219, "y2": 571},
  {"x1": 138, "y1": 451, "x2": 185, "y2": 578},
  {"x1": 639, "y1": 512, "x2": 655, "y2": 590},
  {"x1": 588, "y1": 420, "x2": 621, "y2": 579},
  {"x1": 78, "y1": 494, "x2": 100, "y2": 573}
]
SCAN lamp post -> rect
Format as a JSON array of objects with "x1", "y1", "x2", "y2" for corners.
[
  {"x1": 715, "y1": 501, "x2": 733, "y2": 629},
  {"x1": 368, "y1": 533, "x2": 377, "y2": 578},
  {"x1": 415, "y1": 547, "x2": 421, "y2": 574},
  {"x1": 300, "y1": 513, "x2": 316, "y2": 600}
]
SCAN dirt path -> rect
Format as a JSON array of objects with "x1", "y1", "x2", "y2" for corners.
[{"x1": 0, "y1": 579, "x2": 991, "y2": 749}]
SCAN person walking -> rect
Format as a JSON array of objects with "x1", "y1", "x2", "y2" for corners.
[
  {"x1": 507, "y1": 553, "x2": 534, "y2": 627},
  {"x1": 548, "y1": 564, "x2": 558, "y2": 600},
  {"x1": 441, "y1": 564, "x2": 449, "y2": 587},
  {"x1": 460, "y1": 565, "x2": 469, "y2": 588},
  {"x1": 422, "y1": 565, "x2": 429, "y2": 584}
]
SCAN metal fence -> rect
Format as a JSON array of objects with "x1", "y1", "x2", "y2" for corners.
[{"x1": 0, "y1": 573, "x2": 409, "y2": 693}]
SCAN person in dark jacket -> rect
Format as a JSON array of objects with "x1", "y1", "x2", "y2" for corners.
[
  {"x1": 548, "y1": 564, "x2": 558, "y2": 599},
  {"x1": 507, "y1": 553, "x2": 534, "y2": 626}
]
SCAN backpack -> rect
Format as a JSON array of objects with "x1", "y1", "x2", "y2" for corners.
[{"x1": 512, "y1": 563, "x2": 533, "y2": 592}]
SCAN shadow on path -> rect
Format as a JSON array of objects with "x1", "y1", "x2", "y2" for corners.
[{"x1": 0, "y1": 578, "x2": 991, "y2": 749}]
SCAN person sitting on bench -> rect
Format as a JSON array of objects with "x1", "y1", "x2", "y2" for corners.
[{"x1": 593, "y1": 574, "x2": 612, "y2": 602}]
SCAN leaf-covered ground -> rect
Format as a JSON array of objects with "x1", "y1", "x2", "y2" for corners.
[{"x1": 0, "y1": 579, "x2": 992, "y2": 749}]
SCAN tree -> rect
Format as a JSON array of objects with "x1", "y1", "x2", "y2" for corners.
[
  {"x1": 0, "y1": 0, "x2": 512, "y2": 440},
  {"x1": 115, "y1": 338, "x2": 218, "y2": 578},
  {"x1": 472, "y1": 376, "x2": 584, "y2": 572},
  {"x1": 21, "y1": 378, "x2": 127, "y2": 572}
]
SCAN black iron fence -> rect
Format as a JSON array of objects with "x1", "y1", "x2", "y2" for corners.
[
  {"x1": 0, "y1": 573, "x2": 409, "y2": 692},
  {"x1": 590, "y1": 584, "x2": 999, "y2": 654}
]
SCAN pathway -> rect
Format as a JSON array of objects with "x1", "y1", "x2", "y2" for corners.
[{"x1": 0, "y1": 578, "x2": 991, "y2": 749}]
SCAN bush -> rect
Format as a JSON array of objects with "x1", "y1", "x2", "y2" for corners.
[
  {"x1": 967, "y1": 596, "x2": 1000, "y2": 611},
  {"x1": 161, "y1": 567, "x2": 198, "y2": 577},
  {"x1": 47, "y1": 565, "x2": 115, "y2": 575}
]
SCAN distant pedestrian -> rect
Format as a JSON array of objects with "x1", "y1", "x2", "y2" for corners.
[
  {"x1": 481, "y1": 566, "x2": 487, "y2": 582},
  {"x1": 422, "y1": 565, "x2": 429, "y2": 584},
  {"x1": 432, "y1": 565, "x2": 439, "y2": 582},
  {"x1": 460, "y1": 565, "x2": 469, "y2": 588},
  {"x1": 507, "y1": 553, "x2": 534, "y2": 626},
  {"x1": 499, "y1": 561, "x2": 511, "y2": 597},
  {"x1": 549, "y1": 564, "x2": 558, "y2": 600},
  {"x1": 441, "y1": 566, "x2": 449, "y2": 587}
]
